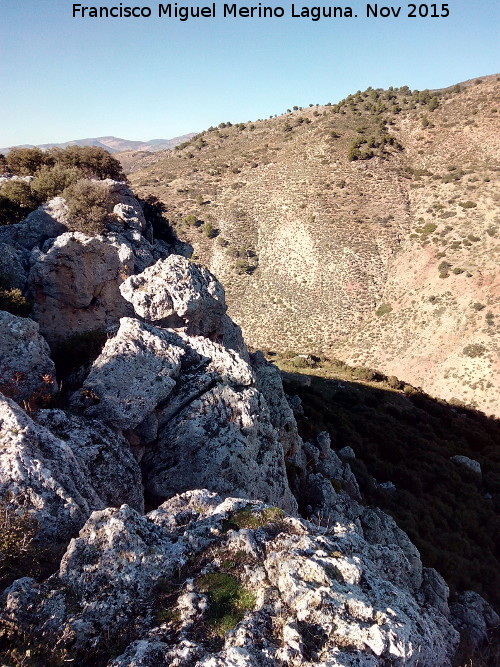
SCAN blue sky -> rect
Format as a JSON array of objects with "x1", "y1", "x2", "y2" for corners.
[{"x1": 0, "y1": 0, "x2": 498, "y2": 146}]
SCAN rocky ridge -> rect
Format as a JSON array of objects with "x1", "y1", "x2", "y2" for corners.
[{"x1": 0, "y1": 186, "x2": 497, "y2": 665}]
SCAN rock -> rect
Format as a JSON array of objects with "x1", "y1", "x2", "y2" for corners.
[
  {"x1": 421, "y1": 567, "x2": 450, "y2": 617},
  {"x1": 0, "y1": 197, "x2": 69, "y2": 250},
  {"x1": 120, "y1": 255, "x2": 227, "y2": 339},
  {"x1": 0, "y1": 395, "x2": 142, "y2": 545},
  {"x1": 29, "y1": 231, "x2": 134, "y2": 344},
  {"x1": 361, "y1": 507, "x2": 423, "y2": 591},
  {"x1": 0, "y1": 243, "x2": 29, "y2": 289},
  {"x1": 339, "y1": 445, "x2": 356, "y2": 460},
  {"x1": 451, "y1": 455, "x2": 482, "y2": 476},
  {"x1": 144, "y1": 384, "x2": 297, "y2": 514},
  {"x1": 450, "y1": 590, "x2": 500, "y2": 653},
  {"x1": 251, "y1": 351, "x2": 303, "y2": 459},
  {"x1": 0, "y1": 311, "x2": 57, "y2": 402},
  {"x1": 35, "y1": 408, "x2": 143, "y2": 513},
  {"x1": 80, "y1": 318, "x2": 186, "y2": 430},
  {"x1": 1, "y1": 491, "x2": 460, "y2": 666}
]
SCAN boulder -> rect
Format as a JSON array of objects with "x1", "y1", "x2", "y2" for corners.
[
  {"x1": 0, "y1": 197, "x2": 69, "y2": 250},
  {"x1": 0, "y1": 243, "x2": 29, "y2": 289},
  {"x1": 0, "y1": 311, "x2": 57, "y2": 402},
  {"x1": 144, "y1": 384, "x2": 297, "y2": 514},
  {"x1": 29, "y1": 231, "x2": 134, "y2": 344},
  {"x1": 80, "y1": 318, "x2": 186, "y2": 430},
  {"x1": 0, "y1": 394, "x2": 142, "y2": 545},
  {"x1": 451, "y1": 455, "x2": 482, "y2": 476},
  {"x1": 450, "y1": 590, "x2": 500, "y2": 653},
  {"x1": 120, "y1": 255, "x2": 227, "y2": 339}
]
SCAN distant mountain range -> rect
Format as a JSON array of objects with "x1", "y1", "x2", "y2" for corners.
[{"x1": 0, "y1": 134, "x2": 197, "y2": 155}]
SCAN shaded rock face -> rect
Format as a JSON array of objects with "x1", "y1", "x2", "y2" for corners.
[
  {"x1": 1, "y1": 491, "x2": 460, "y2": 666},
  {"x1": 120, "y1": 254, "x2": 227, "y2": 339},
  {"x1": 0, "y1": 311, "x2": 57, "y2": 401},
  {"x1": 0, "y1": 197, "x2": 69, "y2": 250},
  {"x1": 0, "y1": 394, "x2": 142, "y2": 544}
]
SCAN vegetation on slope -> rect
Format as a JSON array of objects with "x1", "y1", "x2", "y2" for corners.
[{"x1": 271, "y1": 352, "x2": 500, "y2": 611}]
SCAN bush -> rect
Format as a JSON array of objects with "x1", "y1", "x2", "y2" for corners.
[
  {"x1": 0, "y1": 498, "x2": 39, "y2": 591},
  {"x1": 47, "y1": 145, "x2": 125, "y2": 180},
  {"x1": 31, "y1": 164, "x2": 81, "y2": 202},
  {"x1": 463, "y1": 343, "x2": 486, "y2": 358},
  {"x1": 375, "y1": 303, "x2": 392, "y2": 317},
  {"x1": 5, "y1": 147, "x2": 45, "y2": 176},
  {"x1": 62, "y1": 179, "x2": 112, "y2": 234},
  {"x1": 0, "y1": 179, "x2": 41, "y2": 225}
]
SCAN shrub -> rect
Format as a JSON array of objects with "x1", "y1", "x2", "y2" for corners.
[
  {"x1": 62, "y1": 179, "x2": 112, "y2": 234},
  {"x1": 31, "y1": 164, "x2": 81, "y2": 202},
  {"x1": 196, "y1": 571, "x2": 255, "y2": 637},
  {"x1": 203, "y1": 222, "x2": 217, "y2": 238},
  {"x1": 0, "y1": 285, "x2": 32, "y2": 317},
  {"x1": 5, "y1": 147, "x2": 45, "y2": 176},
  {"x1": 0, "y1": 179, "x2": 41, "y2": 225},
  {"x1": 463, "y1": 344, "x2": 486, "y2": 358},
  {"x1": 0, "y1": 498, "x2": 39, "y2": 591},
  {"x1": 375, "y1": 303, "x2": 392, "y2": 317},
  {"x1": 48, "y1": 145, "x2": 125, "y2": 180},
  {"x1": 459, "y1": 201, "x2": 477, "y2": 209}
]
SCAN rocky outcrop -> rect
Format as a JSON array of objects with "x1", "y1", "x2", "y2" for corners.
[
  {"x1": 1, "y1": 491, "x2": 461, "y2": 666},
  {"x1": 0, "y1": 197, "x2": 69, "y2": 250},
  {"x1": 0, "y1": 394, "x2": 142, "y2": 544},
  {"x1": 120, "y1": 255, "x2": 227, "y2": 339},
  {"x1": 29, "y1": 231, "x2": 135, "y2": 344},
  {"x1": 450, "y1": 591, "x2": 500, "y2": 654},
  {"x1": 145, "y1": 384, "x2": 297, "y2": 513},
  {"x1": 0, "y1": 311, "x2": 57, "y2": 401}
]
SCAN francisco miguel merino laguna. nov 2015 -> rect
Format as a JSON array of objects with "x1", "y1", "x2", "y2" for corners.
[{"x1": 72, "y1": 4, "x2": 452, "y2": 19}]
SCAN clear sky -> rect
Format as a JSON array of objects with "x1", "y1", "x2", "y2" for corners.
[{"x1": 0, "y1": 0, "x2": 498, "y2": 146}]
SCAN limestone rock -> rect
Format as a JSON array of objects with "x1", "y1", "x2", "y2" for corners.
[
  {"x1": 29, "y1": 231, "x2": 134, "y2": 344},
  {"x1": 144, "y1": 384, "x2": 297, "y2": 514},
  {"x1": 81, "y1": 318, "x2": 186, "y2": 430},
  {"x1": 1, "y1": 491, "x2": 460, "y2": 666},
  {"x1": 0, "y1": 243, "x2": 29, "y2": 289},
  {"x1": 0, "y1": 311, "x2": 57, "y2": 402},
  {"x1": 251, "y1": 351, "x2": 303, "y2": 459},
  {"x1": 120, "y1": 255, "x2": 227, "y2": 339},
  {"x1": 450, "y1": 590, "x2": 500, "y2": 653},
  {"x1": 0, "y1": 395, "x2": 142, "y2": 544},
  {"x1": 0, "y1": 197, "x2": 69, "y2": 250},
  {"x1": 35, "y1": 408, "x2": 143, "y2": 513}
]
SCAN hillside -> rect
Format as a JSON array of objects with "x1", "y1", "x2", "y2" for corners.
[{"x1": 127, "y1": 75, "x2": 500, "y2": 416}]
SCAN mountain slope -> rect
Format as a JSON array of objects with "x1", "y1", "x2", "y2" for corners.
[{"x1": 128, "y1": 75, "x2": 500, "y2": 416}]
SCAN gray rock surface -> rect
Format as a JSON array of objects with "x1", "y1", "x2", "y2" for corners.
[
  {"x1": 0, "y1": 394, "x2": 142, "y2": 543},
  {"x1": 145, "y1": 384, "x2": 297, "y2": 514},
  {"x1": 29, "y1": 231, "x2": 135, "y2": 344},
  {"x1": 0, "y1": 243, "x2": 29, "y2": 289},
  {"x1": 120, "y1": 255, "x2": 227, "y2": 339},
  {"x1": 0, "y1": 197, "x2": 69, "y2": 250},
  {"x1": 1, "y1": 491, "x2": 461, "y2": 666},
  {"x1": 450, "y1": 590, "x2": 500, "y2": 653},
  {"x1": 80, "y1": 317, "x2": 185, "y2": 430},
  {"x1": 0, "y1": 311, "x2": 57, "y2": 402}
]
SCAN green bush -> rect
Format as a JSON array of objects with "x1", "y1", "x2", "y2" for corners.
[
  {"x1": 31, "y1": 164, "x2": 81, "y2": 202},
  {"x1": 196, "y1": 571, "x2": 255, "y2": 637},
  {"x1": 0, "y1": 180, "x2": 41, "y2": 225},
  {"x1": 47, "y1": 145, "x2": 125, "y2": 180},
  {"x1": 62, "y1": 179, "x2": 112, "y2": 234},
  {"x1": 463, "y1": 343, "x2": 486, "y2": 358},
  {"x1": 5, "y1": 147, "x2": 45, "y2": 176},
  {"x1": 375, "y1": 303, "x2": 392, "y2": 317}
]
